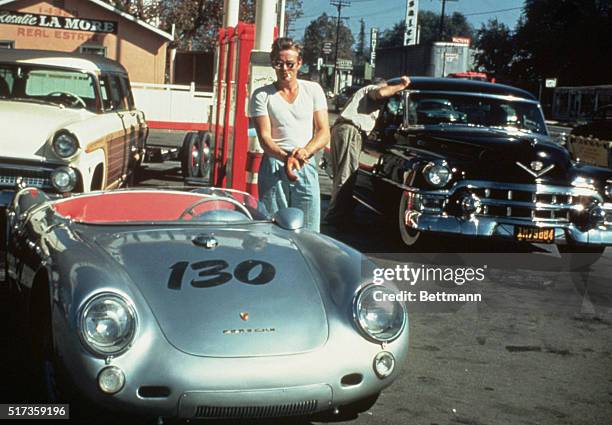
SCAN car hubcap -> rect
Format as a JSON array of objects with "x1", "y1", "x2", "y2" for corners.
[
  {"x1": 191, "y1": 145, "x2": 199, "y2": 168},
  {"x1": 399, "y1": 192, "x2": 421, "y2": 246}
]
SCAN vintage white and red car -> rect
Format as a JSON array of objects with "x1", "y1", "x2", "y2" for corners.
[{"x1": 0, "y1": 49, "x2": 147, "y2": 206}]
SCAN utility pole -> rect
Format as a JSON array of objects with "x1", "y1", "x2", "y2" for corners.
[
  {"x1": 278, "y1": 0, "x2": 286, "y2": 37},
  {"x1": 331, "y1": 0, "x2": 350, "y2": 94},
  {"x1": 438, "y1": 0, "x2": 458, "y2": 41}
]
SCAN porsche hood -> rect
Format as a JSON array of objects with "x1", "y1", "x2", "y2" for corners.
[{"x1": 94, "y1": 227, "x2": 329, "y2": 357}]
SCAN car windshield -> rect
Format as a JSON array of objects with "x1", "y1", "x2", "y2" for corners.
[
  {"x1": 0, "y1": 63, "x2": 97, "y2": 112},
  {"x1": 406, "y1": 92, "x2": 547, "y2": 134},
  {"x1": 51, "y1": 188, "x2": 271, "y2": 225}
]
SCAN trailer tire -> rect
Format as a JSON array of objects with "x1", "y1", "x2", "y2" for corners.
[
  {"x1": 198, "y1": 131, "x2": 214, "y2": 182},
  {"x1": 181, "y1": 132, "x2": 201, "y2": 178}
]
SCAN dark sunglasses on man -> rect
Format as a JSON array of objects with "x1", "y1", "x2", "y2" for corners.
[{"x1": 273, "y1": 61, "x2": 297, "y2": 70}]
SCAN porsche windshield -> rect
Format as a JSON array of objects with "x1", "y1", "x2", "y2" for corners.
[
  {"x1": 0, "y1": 64, "x2": 97, "y2": 112},
  {"x1": 404, "y1": 92, "x2": 547, "y2": 134}
]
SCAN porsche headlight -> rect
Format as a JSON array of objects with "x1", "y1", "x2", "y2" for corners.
[
  {"x1": 423, "y1": 163, "x2": 452, "y2": 188},
  {"x1": 79, "y1": 293, "x2": 136, "y2": 356},
  {"x1": 52, "y1": 132, "x2": 79, "y2": 158},
  {"x1": 354, "y1": 285, "x2": 406, "y2": 343}
]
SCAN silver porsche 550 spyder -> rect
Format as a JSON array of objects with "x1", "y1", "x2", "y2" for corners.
[{"x1": 5, "y1": 186, "x2": 408, "y2": 421}]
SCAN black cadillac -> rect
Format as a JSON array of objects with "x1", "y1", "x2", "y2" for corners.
[{"x1": 350, "y1": 77, "x2": 612, "y2": 258}]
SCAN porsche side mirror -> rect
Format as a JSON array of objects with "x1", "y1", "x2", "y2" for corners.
[{"x1": 274, "y1": 208, "x2": 304, "y2": 230}]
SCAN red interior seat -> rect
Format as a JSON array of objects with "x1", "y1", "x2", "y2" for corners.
[{"x1": 52, "y1": 191, "x2": 238, "y2": 223}]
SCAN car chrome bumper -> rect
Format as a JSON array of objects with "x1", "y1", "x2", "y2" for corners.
[
  {"x1": 408, "y1": 212, "x2": 612, "y2": 245},
  {"x1": 403, "y1": 180, "x2": 612, "y2": 245}
]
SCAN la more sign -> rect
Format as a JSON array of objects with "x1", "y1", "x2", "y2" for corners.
[{"x1": 0, "y1": 10, "x2": 117, "y2": 34}]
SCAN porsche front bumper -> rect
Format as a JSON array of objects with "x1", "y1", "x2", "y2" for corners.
[{"x1": 57, "y1": 318, "x2": 409, "y2": 419}]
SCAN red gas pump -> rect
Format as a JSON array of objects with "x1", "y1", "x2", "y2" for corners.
[
  {"x1": 210, "y1": 22, "x2": 256, "y2": 193},
  {"x1": 211, "y1": 27, "x2": 231, "y2": 186}
]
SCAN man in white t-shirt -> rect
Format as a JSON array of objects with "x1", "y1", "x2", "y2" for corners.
[{"x1": 249, "y1": 37, "x2": 330, "y2": 232}]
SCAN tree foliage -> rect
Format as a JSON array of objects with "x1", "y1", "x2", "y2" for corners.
[
  {"x1": 301, "y1": 13, "x2": 354, "y2": 65},
  {"x1": 103, "y1": 0, "x2": 303, "y2": 51},
  {"x1": 473, "y1": 0, "x2": 611, "y2": 87},
  {"x1": 284, "y1": 0, "x2": 304, "y2": 36},
  {"x1": 378, "y1": 11, "x2": 474, "y2": 48},
  {"x1": 473, "y1": 19, "x2": 514, "y2": 82},
  {"x1": 513, "y1": 0, "x2": 612, "y2": 86}
]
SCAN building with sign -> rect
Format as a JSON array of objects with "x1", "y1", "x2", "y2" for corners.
[
  {"x1": 375, "y1": 41, "x2": 476, "y2": 80},
  {"x1": 0, "y1": 0, "x2": 173, "y2": 83}
]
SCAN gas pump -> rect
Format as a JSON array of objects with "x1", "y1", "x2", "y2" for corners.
[
  {"x1": 209, "y1": 23, "x2": 258, "y2": 193},
  {"x1": 206, "y1": 0, "x2": 278, "y2": 198}
]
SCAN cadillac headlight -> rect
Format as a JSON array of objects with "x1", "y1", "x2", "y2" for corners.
[
  {"x1": 423, "y1": 163, "x2": 452, "y2": 188},
  {"x1": 52, "y1": 132, "x2": 79, "y2": 158},
  {"x1": 79, "y1": 293, "x2": 136, "y2": 356},
  {"x1": 354, "y1": 285, "x2": 406, "y2": 343}
]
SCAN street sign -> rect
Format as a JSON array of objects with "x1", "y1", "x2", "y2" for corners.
[
  {"x1": 336, "y1": 59, "x2": 353, "y2": 70},
  {"x1": 444, "y1": 52, "x2": 459, "y2": 62},
  {"x1": 403, "y1": 0, "x2": 419, "y2": 46},
  {"x1": 322, "y1": 42, "x2": 332, "y2": 55},
  {"x1": 545, "y1": 78, "x2": 557, "y2": 88},
  {"x1": 452, "y1": 36, "x2": 471, "y2": 45},
  {"x1": 370, "y1": 28, "x2": 378, "y2": 66}
]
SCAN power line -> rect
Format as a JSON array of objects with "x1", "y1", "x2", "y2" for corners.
[{"x1": 463, "y1": 6, "x2": 523, "y2": 17}]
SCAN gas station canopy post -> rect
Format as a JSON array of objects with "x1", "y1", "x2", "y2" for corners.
[{"x1": 223, "y1": 0, "x2": 239, "y2": 28}]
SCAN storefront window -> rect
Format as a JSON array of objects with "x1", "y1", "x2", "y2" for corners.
[{"x1": 80, "y1": 45, "x2": 106, "y2": 56}]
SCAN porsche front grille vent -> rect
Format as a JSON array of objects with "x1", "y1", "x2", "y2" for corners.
[{"x1": 194, "y1": 400, "x2": 318, "y2": 419}]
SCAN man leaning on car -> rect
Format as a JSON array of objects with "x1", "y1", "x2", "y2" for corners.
[{"x1": 325, "y1": 76, "x2": 411, "y2": 225}]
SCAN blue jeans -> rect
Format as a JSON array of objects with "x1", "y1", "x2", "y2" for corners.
[{"x1": 258, "y1": 154, "x2": 320, "y2": 232}]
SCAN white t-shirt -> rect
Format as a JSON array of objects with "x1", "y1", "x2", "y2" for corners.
[{"x1": 249, "y1": 79, "x2": 327, "y2": 152}]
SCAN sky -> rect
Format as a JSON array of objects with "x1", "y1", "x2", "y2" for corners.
[{"x1": 288, "y1": 0, "x2": 525, "y2": 41}]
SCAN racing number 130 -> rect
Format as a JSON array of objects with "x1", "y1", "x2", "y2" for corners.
[{"x1": 167, "y1": 259, "x2": 276, "y2": 290}]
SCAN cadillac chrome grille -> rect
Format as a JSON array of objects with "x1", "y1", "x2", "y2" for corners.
[
  {"x1": 194, "y1": 400, "x2": 318, "y2": 419},
  {"x1": 469, "y1": 185, "x2": 595, "y2": 223}
]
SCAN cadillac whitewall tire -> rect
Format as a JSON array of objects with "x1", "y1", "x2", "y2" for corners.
[{"x1": 398, "y1": 191, "x2": 431, "y2": 250}]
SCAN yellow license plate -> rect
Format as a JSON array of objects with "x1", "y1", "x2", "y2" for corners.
[{"x1": 515, "y1": 226, "x2": 555, "y2": 243}]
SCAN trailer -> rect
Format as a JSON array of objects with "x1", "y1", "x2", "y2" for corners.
[{"x1": 131, "y1": 81, "x2": 215, "y2": 181}]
